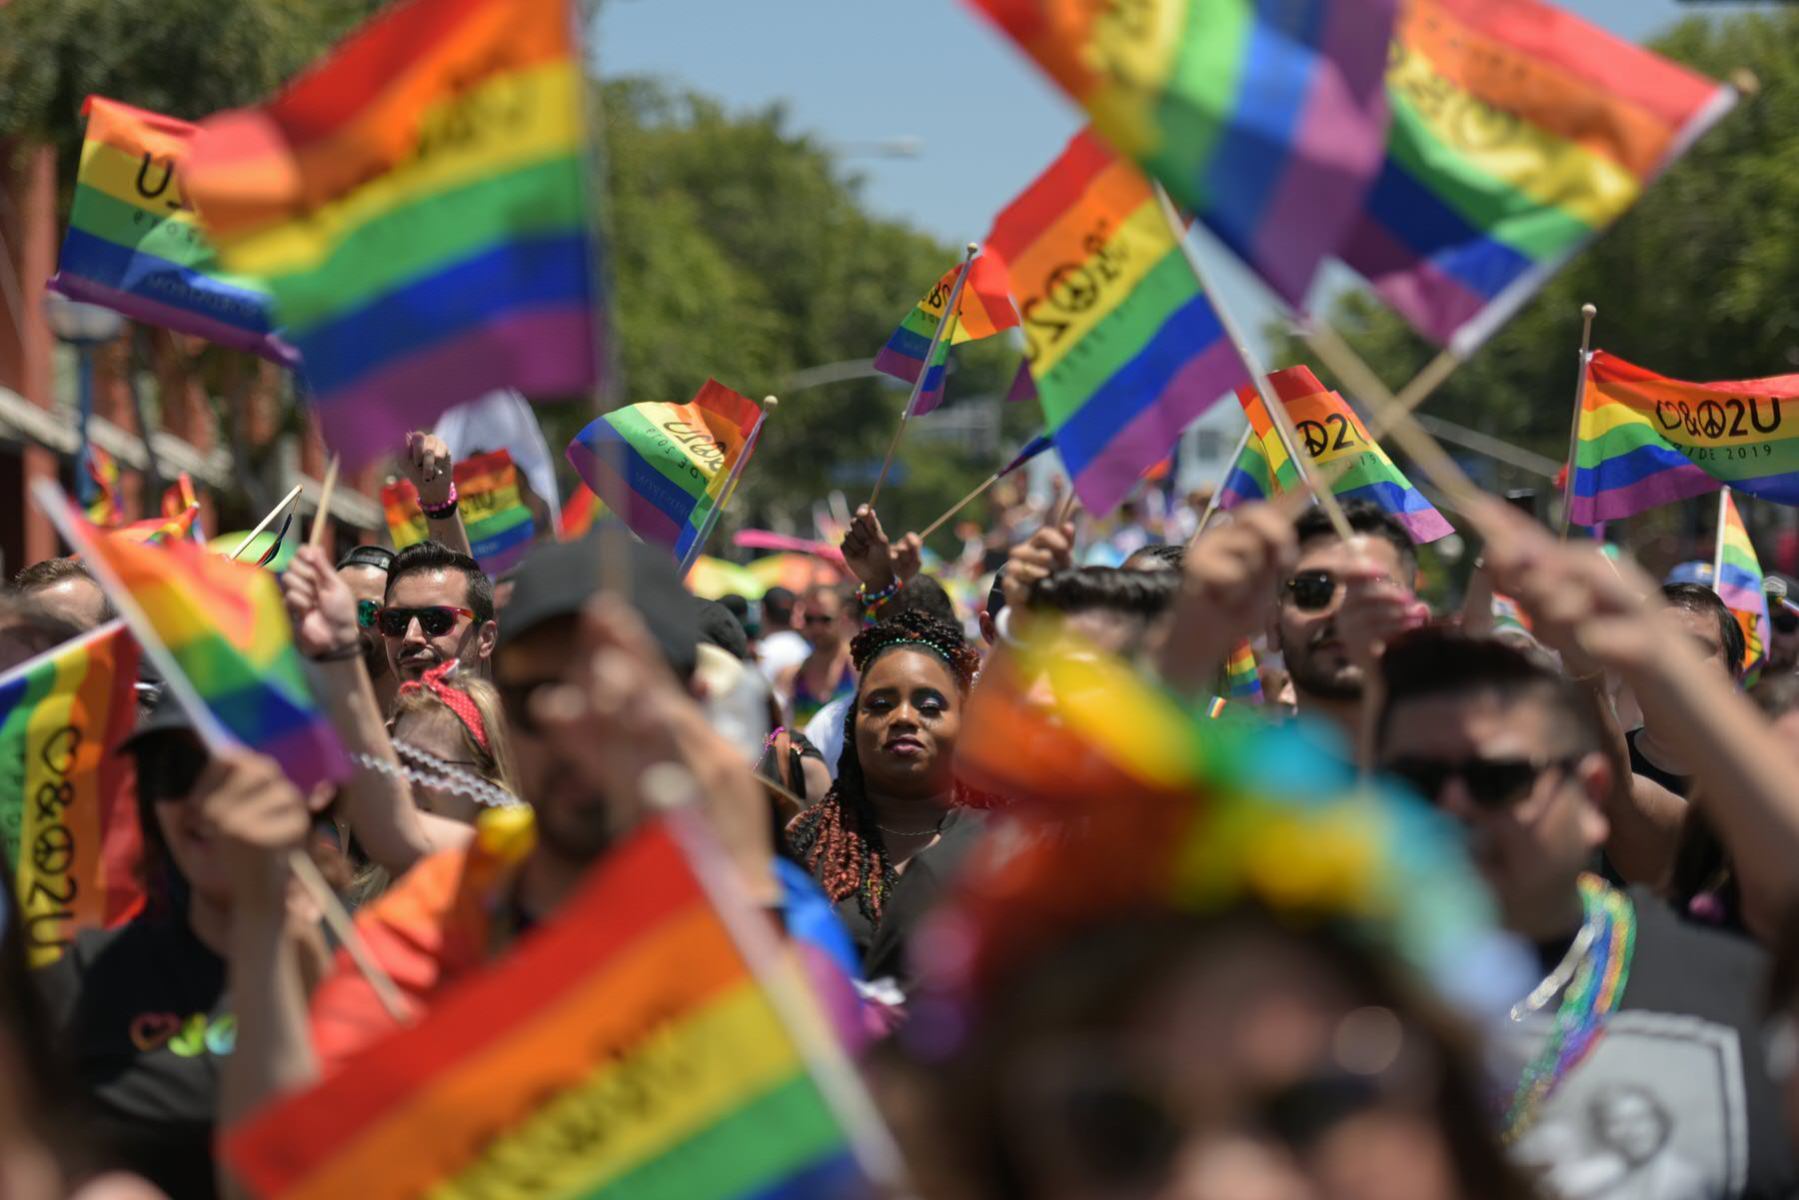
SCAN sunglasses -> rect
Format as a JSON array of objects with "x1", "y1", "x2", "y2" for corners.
[
  {"x1": 1283, "y1": 569, "x2": 1341, "y2": 612},
  {"x1": 375, "y1": 605, "x2": 476, "y2": 638},
  {"x1": 1383, "y1": 754, "x2": 1580, "y2": 810},
  {"x1": 356, "y1": 598, "x2": 381, "y2": 629},
  {"x1": 498, "y1": 677, "x2": 559, "y2": 735},
  {"x1": 802, "y1": 613, "x2": 837, "y2": 626}
]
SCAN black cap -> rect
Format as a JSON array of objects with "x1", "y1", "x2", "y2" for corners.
[
  {"x1": 117, "y1": 686, "x2": 197, "y2": 757},
  {"x1": 694, "y1": 598, "x2": 750, "y2": 661},
  {"x1": 498, "y1": 528, "x2": 699, "y2": 679},
  {"x1": 337, "y1": 544, "x2": 395, "y2": 573}
]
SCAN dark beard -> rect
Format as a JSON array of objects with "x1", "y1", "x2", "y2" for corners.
[{"x1": 1281, "y1": 629, "x2": 1363, "y2": 703}]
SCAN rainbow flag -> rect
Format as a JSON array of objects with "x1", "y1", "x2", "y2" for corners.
[
  {"x1": 0, "y1": 622, "x2": 144, "y2": 967},
  {"x1": 1225, "y1": 639, "x2": 1262, "y2": 703},
  {"x1": 873, "y1": 254, "x2": 1019, "y2": 416},
  {"x1": 1217, "y1": 365, "x2": 1452, "y2": 543},
  {"x1": 206, "y1": 517, "x2": 296, "y2": 573},
  {"x1": 1715, "y1": 488, "x2": 1771, "y2": 682},
  {"x1": 67, "y1": 513, "x2": 344, "y2": 792},
  {"x1": 116, "y1": 505, "x2": 200, "y2": 546},
  {"x1": 969, "y1": 0, "x2": 1397, "y2": 306},
  {"x1": 224, "y1": 818, "x2": 865, "y2": 1199},
  {"x1": 986, "y1": 130, "x2": 1244, "y2": 515},
  {"x1": 47, "y1": 96, "x2": 294, "y2": 364},
  {"x1": 83, "y1": 444, "x2": 124, "y2": 527},
  {"x1": 183, "y1": 0, "x2": 600, "y2": 469},
  {"x1": 1340, "y1": 0, "x2": 1734, "y2": 353},
  {"x1": 1491, "y1": 593, "x2": 1533, "y2": 637},
  {"x1": 160, "y1": 474, "x2": 205, "y2": 541},
  {"x1": 1568, "y1": 351, "x2": 1799, "y2": 524},
  {"x1": 382, "y1": 450, "x2": 536, "y2": 575},
  {"x1": 567, "y1": 380, "x2": 765, "y2": 565},
  {"x1": 556, "y1": 482, "x2": 605, "y2": 541}
]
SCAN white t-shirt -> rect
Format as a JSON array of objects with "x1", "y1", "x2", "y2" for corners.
[
  {"x1": 757, "y1": 629, "x2": 811, "y2": 691},
  {"x1": 803, "y1": 693, "x2": 852, "y2": 777}
]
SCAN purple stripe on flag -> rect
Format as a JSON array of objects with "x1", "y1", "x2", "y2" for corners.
[
  {"x1": 1069, "y1": 339, "x2": 1239, "y2": 513},
  {"x1": 873, "y1": 344, "x2": 925, "y2": 382},
  {"x1": 1718, "y1": 581, "x2": 1763, "y2": 613},
  {"x1": 1337, "y1": 219, "x2": 1486, "y2": 345},
  {"x1": 1569, "y1": 463, "x2": 1721, "y2": 525},
  {"x1": 48, "y1": 273, "x2": 299, "y2": 366},
  {"x1": 1249, "y1": 0, "x2": 1396, "y2": 305},
  {"x1": 313, "y1": 307, "x2": 596, "y2": 469}
]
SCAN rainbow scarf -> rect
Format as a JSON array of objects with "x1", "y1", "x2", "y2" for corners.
[
  {"x1": 1218, "y1": 365, "x2": 1452, "y2": 542},
  {"x1": 0, "y1": 622, "x2": 144, "y2": 967},
  {"x1": 969, "y1": 0, "x2": 1397, "y2": 306},
  {"x1": 567, "y1": 380, "x2": 765, "y2": 565},
  {"x1": 1225, "y1": 639, "x2": 1263, "y2": 703},
  {"x1": 1569, "y1": 350, "x2": 1799, "y2": 524},
  {"x1": 183, "y1": 0, "x2": 600, "y2": 468},
  {"x1": 1340, "y1": 0, "x2": 1734, "y2": 353},
  {"x1": 986, "y1": 130, "x2": 1244, "y2": 515},
  {"x1": 1715, "y1": 488, "x2": 1771, "y2": 682},
  {"x1": 48, "y1": 96, "x2": 293, "y2": 363},
  {"x1": 76, "y1": 520, "x2": 344, "y2": 791},
  {"x1": 225, "y1": 818, "x2": 864, "y2": 1199},
  {"x1": 383, "y1": 449, "x2": 536, "y2": 576},
  {"x1": 872, "y1": 254, "x2": 1019, "y2": 415}
]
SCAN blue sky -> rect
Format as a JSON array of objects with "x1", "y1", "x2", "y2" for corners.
[{"x1": 598, "y1": 1, "x2": 1699, "y2": 246}]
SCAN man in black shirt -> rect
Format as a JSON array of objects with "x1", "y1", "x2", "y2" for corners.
[{"x1": 1375, "y1": 630, "x2": 1794, "y2": 1197}]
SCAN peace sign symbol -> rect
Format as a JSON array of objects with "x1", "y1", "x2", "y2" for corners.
[
  {"x1": 32, "y1": 826, "x2": 71, "y2": 875},
  {"x1": 1297, "y1": 420, "x2": 1330, "y2": 457},
  {"x1": 1697, "y1": 400, "x2": 1728, "y2": 440}
]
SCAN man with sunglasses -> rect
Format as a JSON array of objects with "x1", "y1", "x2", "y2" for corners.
[
  {"x1": 1764, "y1": 576, "x2": 1799, "y2": 677},
  {"x1": 336, "y1": 545, "x2": 397, "y2": 711},
  {"x1": 1375, "y1": 630, "x2": 1796, "y2": 1195},
  {"x1": 1273, "y1": 501, "x2": 1425, "y2": 740},
  {"x1": 379, "y1": 541, "x2": 497, "y2": 685}
]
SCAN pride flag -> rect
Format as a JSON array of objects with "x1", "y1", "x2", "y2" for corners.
[
  {"x1": 383, "y1": 450, "x2": 536, "y2": 576},
  {"x1": 1339, "y1": 0, "x2": 1734, "y2": 353},
  {"x1": 1217, "y1": 366, "x2": 1452, "y2": 543},
  {"x1": 184, "y1": 0, "x2": 601, "y2": 469},
  {"x1": 873, "y1": 254, "x2": 1019, "y2": 415},
  {"x1": 969, "y1": 0, "x2": 1397, "y2": 306},
  {"x1": 48, "y1": 97, "x2": 293, "y2": 363},
  {"x1": 1715, "y1": 488, "x2": 1771, "y2": 682},
  {"x1": 225, "y1": 819, "x2": 865, "y2": 1199},
  {"x1": 83, "y1": 445, "x2": 124, "y2": 528},
  {"x1": 160, "y1": 474, "x2": 205, "y2": 541},
  {"x1": 64, "y1": 511, "x2": 344, "y2": 792},
  {"x1": 986, "y1": 130, "x2": 1244, "y2": 515},
  {"x1": 1225, "y1": 639, "x2": 1262, "y2": 703},
  {"x1": 115, "y1": 505, "x2": 201, "y2": 547},
  {"x1": 0, "y1": 622, "x2": 144, "y2": 967},
  {"x1": 556, "y1": 482, "x2": 605, "y2": 541},
  {"x1": 1569, "y1": 351, "x2": 1799, "y2": 524},
  {"x1": 567, "y1": 380, "x2": 766, "y2": 565}
]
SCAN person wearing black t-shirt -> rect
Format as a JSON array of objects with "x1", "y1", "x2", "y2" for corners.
[
  {"x1": 36, "y1": 695, "x2": 320, "y2": 1200},
  {"x1": 1376, "y1": 631, "x2": 1796, "y2": 1197}
]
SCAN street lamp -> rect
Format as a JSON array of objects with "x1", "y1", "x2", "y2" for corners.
[{"x1": 43, "y1": 294, "x2": 126, "y2": 507}]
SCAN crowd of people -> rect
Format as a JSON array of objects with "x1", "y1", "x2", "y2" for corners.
[{"x1": 5, "y1": 430, "x2": 1799, "y2": 1200}]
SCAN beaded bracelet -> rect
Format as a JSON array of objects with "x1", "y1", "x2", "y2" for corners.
[
  {"x1": 857, "y1": 578, "x2": 901, "y2": 625},
  {"x1": 420, "y1": 481, "x2": 459, "y2": 519}
]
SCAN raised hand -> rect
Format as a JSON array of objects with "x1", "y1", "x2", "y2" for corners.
[
  {"x1": 1157, "y1": 504, "x2": 1296, "y2": 694},
  {"x1": 403, "y1": 431, "x2": 454, "y2": 509},
  {"x1": 1001, "y1": 516, "x2": 1076, "y2": 615},
  {"x1": 1333, "y1": 549, "x2": 1429, "y2": 676},
  {"x1": 282, "y1": 544, "x2": 361, "y2": 660},
  {"x1": 196, "y1": 751, "x2": 310, "y2": 914},
  {"x1": 841, "y1": 505, "x2": 897, "y2": 591}
]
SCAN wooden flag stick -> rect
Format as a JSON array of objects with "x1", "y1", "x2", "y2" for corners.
[
  {"x1": 287, "y1": 848, "x2": 409, "y2": 1023},
  {"x1": 868, "y1": 242, "x2": 979, "y2": 510},
  {"x1": 307, "y1": 456, "x2": 339, "y2": 550},
  {"x1": 1188, "y1": 424, "x2": 1255, "y2": 545},
  {"x1": 1712, "y1": 486, "x2": 1731, "y2": 597},
  {"x1": 1300, "y1": 321, "x2": 1487, "y2": 515},
  {"x1": 1153, "y1": 185, "x2": 1356, "y2": 543},
  {"x1": 226, "y1": 484, "x2": 304, "y2": 562},
  {"x1": 1051, "y1": 486, "x2": 1080, "y2": 530},
  {"x1": 1557, "y1": 303, "x2": 1599, "y2": 538},
  {"x1": 920, "y1": 470, "x2": 1006, "y2": 541}
]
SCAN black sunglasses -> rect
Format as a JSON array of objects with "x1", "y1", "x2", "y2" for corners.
[
  {"x1": 1383, "y1": 754, "x2": 1580, "y2": 810},
  {"x1": 1775, "y1": 608, "x2": 1799, "y2": 636},
  {"x1": 375, "y1": 605, "x2": 475, "y2": 638},
  {"x1": 1283, "y1": 569, "x2": 1341, "y2": 612},
  {"x1": 357, "y1": 598, "x2": 381, "y2": 629}
]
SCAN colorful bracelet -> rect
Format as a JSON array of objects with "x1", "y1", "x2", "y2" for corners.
[
  {"x1": 857, "y1": 578, "x2": 901, "y2": 623},
  {"x1": 420, "y1": 481, "x2": 459, "y2": 519}
]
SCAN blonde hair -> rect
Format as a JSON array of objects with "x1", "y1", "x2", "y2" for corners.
[{"x1": 389, "y1": 673, "x2": 520, "y2": 807}]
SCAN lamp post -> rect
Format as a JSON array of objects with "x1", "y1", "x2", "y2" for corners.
[{"x1": 42, "y1": 294, "x2": 126, "y2": 508}]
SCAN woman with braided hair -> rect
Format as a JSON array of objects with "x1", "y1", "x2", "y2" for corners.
[{"x1": 785, "y1": 609, "x2": 984, "y2": 985}]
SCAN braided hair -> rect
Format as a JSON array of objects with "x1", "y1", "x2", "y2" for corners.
[{"x1": 785, "y1": 610, "x2": 981, "y2": 924}]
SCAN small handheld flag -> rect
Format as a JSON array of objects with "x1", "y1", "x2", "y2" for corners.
[
  {"x1": 873, "y1": 254, "x2": 1019, "y2": 415},
  {"x1": 1218, "y1": 366, "x2": 1452, "y2": 543},
  {"x1": 1714, "y1": 488, "x2": 1771, "y2": 683},
  {"x1": 383, "y1": 450, "x2": 537, "y2": 576}
]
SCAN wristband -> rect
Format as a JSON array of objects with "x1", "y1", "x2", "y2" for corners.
[
  {"x1": 308, "y1": 641, "x2": 364, "y2": 663},
  {"x1": 857, "y1": 578, "x2": 901, "y2": 625},
  {"x1": 420, "y1": 481, "x2": 459, "y2": 519}
]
